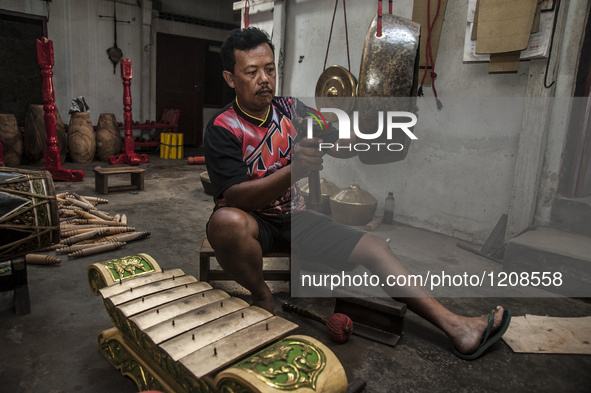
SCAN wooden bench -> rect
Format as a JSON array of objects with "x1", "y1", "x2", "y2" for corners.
[
  {"x1": 93, "y1": 166, "x2": 146, "y2": 194},
  {"x1": 199, "y1": 236, "x2": 291, "y2": 282}
]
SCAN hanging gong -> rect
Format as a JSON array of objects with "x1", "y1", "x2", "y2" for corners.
[
  {"x1": 356, "y1": 14, "x2": 421, "y2": 165},
  {"x1": 315, "y1": 65, "x2": 357, "y2": 122}
]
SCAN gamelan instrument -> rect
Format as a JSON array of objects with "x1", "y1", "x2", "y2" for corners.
[
  {"x1": 88, "y1": 254, "x2": 348, "y2": 393},
  {"x1": 0, "y1": 167, "x2": 60, "y2": 262},
  {"x1": 356, "y1": 13, "x2": 421, "y2": 165}
]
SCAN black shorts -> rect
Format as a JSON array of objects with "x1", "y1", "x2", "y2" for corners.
[{"x1": 249, "y1": 209, "x2": 364, "y2": 271}]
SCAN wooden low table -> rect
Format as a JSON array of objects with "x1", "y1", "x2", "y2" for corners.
[{"x1": 93, "y1": 166, "x2": 146, "y2": 194}]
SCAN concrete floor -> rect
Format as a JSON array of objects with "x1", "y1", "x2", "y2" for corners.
[{"x1": 1, "y1": 149, "x2": 590, "y2": 393}]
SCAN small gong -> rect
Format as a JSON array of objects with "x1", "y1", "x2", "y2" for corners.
[{"x1": 315, "y1": 65, "x2": 357, "y2": 122}]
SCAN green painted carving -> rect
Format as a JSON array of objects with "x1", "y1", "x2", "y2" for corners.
[
  {"x1": 98, "y1": 334, "x2": 165, "y2": 392},
  {"x1": 235, "y1": 338, "x2": 326, "y2": 390},
  {"x1": 104, "y1": 254, "x2": 156, "y2": 282}
]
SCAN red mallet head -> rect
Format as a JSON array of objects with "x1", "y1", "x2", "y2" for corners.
[{"x1": 325, "y1": 313, "x2": 353, "y2": 343}]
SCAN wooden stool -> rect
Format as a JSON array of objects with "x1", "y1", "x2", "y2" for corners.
[
  {"x1": 93, "y1": 166, "x2": 146, "y2": 194},
  {"x1": 199, "y1": 237, "x2": 290, "y2": 282}
]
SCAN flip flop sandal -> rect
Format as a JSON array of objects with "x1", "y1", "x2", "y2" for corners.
[{"x1": 453, "y1": 309, "x2": 512, "y2": 360}]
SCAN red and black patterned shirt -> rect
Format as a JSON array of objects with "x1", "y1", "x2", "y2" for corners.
[{"x1": 204, "y1": 97, "x2": 306, "y2": 215}]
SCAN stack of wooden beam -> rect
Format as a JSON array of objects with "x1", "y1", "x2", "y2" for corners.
[{"x1": 29, "y1": 192, "x2": 150, "y2": 264}]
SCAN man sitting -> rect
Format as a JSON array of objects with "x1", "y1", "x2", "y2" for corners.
[{"x1": 203, "y1": 27, "x2": 510, "y2": 360}]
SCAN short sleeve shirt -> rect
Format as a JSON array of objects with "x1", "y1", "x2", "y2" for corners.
[{"x1": 203, "y1": 97, "x2": 306, "y2": 215}]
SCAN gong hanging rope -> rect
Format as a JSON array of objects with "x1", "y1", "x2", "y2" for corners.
[
  {"x1": 376, "y1": 1, "x2": 393, "y2": 38},
  {"x1": 377, "y1": 0, "x2": 383, "y2": 37},
  {"x1": 323, "y1": 0, "x2": 351, "y2": 72},
  {"x1": 244, "y1": 0, "x2": 250, "y2": 28},
  {"x1": 418, "y1": 0, "x2": 443, "y2": 110}
]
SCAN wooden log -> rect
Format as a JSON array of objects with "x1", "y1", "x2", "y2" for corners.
[
  {"x1": 103, "y1": 231, "x2": 150, "y2": 243},
  {"x1": 67, "y1": 241, "x2": 126, "y2": 259},
  {"x1": 56, "y1": 240, "x2": 116, "y2": 254},
  {"x1": 96, "y1": 113, "x2": 122, "y2": 161},
  {"x1": 72, "y1": 193, "x2": 95, "y2": 207},
  {"x1": 60, "y1": 227, "x2": 103, "y2": 237},
  {"x1": 74, "y1": 210, "x2": 108, "y2": 221},
  {"x1": 60, "y1": 229, "x2": 102, "y2": 245},
  {"x1": 82, "y1": 195, "x2": 109, "y2": 204},
  {"x1": 97, "y1": 226, "x2": 135, "y2": 236},
  {"x1": 25, "y1": 254, "x2": 61, "y2": 265},
  {"x1": 68, "y1": 112, "x2": 95, "y2": 163},
  {"x1": 72, "y1": 219, "x2": 128, "y2": 226},
  {"x1": 88, "y1": 209, "x2": 113, "y2": 221},
  {"x1": 65, "y1": 197, "x2": 95, "y2": 211}
]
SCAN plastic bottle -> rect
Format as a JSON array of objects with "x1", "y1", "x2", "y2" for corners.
[{"x1": 384, "y1": 192, "x2": 395, "y2": 224}]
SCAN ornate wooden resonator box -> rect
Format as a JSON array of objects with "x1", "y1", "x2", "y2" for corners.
[{"x1": 87, "y1": 254, "x2": 348, "y2": 393}]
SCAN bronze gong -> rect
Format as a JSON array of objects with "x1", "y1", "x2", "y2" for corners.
[
  {"x1": 356, "y1": 14, "x2": 421, "y2": 165},
  {"x1": 315, "y1": 65, "x2": 357, "y2": 122}
]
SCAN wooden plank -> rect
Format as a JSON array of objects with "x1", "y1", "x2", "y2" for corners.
[
  {"x1": 160, "y1": 306, "x2": 273, "y2": 361},
  {"x1": 93, "y1": 166, "x2": 146, "y2": 175},
  {"x1": 99, "y1": 268, "x2": 187, "y2": 299},
  {"x1": 144, "y1": 297, "x2": 250, "y2": 345},
  {"x1": 179, "y1": 316, "x2": 297, "y2": 379},
  {"x1": 108, "y1": 275, "x2": 197, "y2": 306},
  {"x1": 118, "y1": 281, "x2": 214, "y2": 318},
  {"x1": 130, "y1": 289, "x2": 230, "y2": 330}
]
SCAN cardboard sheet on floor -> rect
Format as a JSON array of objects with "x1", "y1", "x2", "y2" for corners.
[{"x1": 502, "y1": 314, "x2": 591, "y2": 355}]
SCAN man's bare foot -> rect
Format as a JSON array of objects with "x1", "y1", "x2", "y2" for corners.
[{"x1": 450, "y1": 306, "x2": 505, "y2": 356}]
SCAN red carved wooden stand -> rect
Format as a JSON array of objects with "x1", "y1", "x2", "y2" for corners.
[
  {"x1": 109, "y1": 59, "x2": 149, "y2": 165},
  {"x1": 36, "y1": 38, "x2": 85, "y2": 181}
]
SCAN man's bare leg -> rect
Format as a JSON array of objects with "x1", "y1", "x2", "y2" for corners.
[
  {"x1": 207, "y1": 207, "x2": 275, "y2": 313},
  {"x1": 348, "y1": 233, "x2": 505, "y2": 356}
]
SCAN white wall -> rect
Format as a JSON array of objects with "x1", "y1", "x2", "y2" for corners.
[
  {"x1": 253, "y1": 0, "x2": 584, "y2": 244},
  {"x1": 273, "y1": 0, "x2": 527, "y2": 242}
]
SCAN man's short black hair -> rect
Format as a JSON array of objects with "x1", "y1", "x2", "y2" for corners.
[{"x1": 221, "y1": 27, "x2": 275, "y2": 73}]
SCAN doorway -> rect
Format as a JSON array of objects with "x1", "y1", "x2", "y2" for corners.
[
  {"x1": 0, "y1": 10, "x2": 47, "y2": 126},
  {"x1": 156, "y1": 33, "x2": 233, "y2": 147}
]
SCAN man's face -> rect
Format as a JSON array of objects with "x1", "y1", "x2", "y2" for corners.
[{"x1": 223, "y1": 43, "x2": 276, "y2": 117}]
